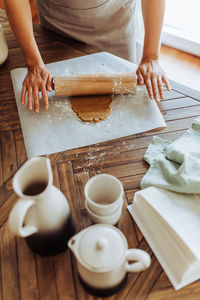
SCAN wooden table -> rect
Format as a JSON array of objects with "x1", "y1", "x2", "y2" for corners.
[{"x1": 1, "y1": 8, "x2": 200, "y2": 300}]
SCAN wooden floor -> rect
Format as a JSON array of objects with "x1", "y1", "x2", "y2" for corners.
[
  {"x1": 0, "y1": 1, "x2": 199, "y2": 91},
  {"x1": 160, "y1": 45, "x2": 200, "y2": 92}
]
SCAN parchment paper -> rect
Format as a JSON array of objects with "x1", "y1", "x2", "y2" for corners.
[{"x1": 10, "y1": 52, "x2": 166, "y2": 158}]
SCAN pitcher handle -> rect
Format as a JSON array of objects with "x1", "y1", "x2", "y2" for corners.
[
  {"x1": 8, "y1": 199, "x2": 38, "y2": 237},
  {"x1": 125, "y1": 249, "x2": 151, "y2": 273}
]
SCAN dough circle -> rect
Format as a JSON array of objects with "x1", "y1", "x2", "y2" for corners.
[{"x1": 70, "y1": 95, "x2": 113, "y2": 122}]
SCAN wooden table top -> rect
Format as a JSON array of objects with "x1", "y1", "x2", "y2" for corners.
[{"x1": 1, "y1": 8, "x2": 200, "y2": 300}]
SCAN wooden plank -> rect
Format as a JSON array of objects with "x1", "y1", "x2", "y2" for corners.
[
  {"x1": 163, "y1": 105, "x2": 200, "y2": 122},
  {"x1": 72, "y1": 126, "x2": 189, "y2": 165},
  {"x1": 1, "y1": 131, "x2": 17, "y2": 182},
  {"x1": 53, "y1": 251, "x2": 77, "y2": 300},
  {"x1": 0, "y1": 227, "x2": 2, "y2": 300},
  {"x1": 60, "y1": 143, "x2": 112, "y2": 164},
  {"x1": 15, "y1": 139, "x2": 27, "y2": 168},
  {"x1": 36, "y1": 255, "x2": 58, "y2": 300},
  {"x1": 0, "y1": 176, "x2": 13, "y2": 206},
  {"x1": 73, "y1": 172, "x2": 89, "y2": 210},
  {"x1": 120, "y1": 174, "x2": 143, "y2": 191},
  {"x1": 17, "y1": 237, "x2": 39, "y2": 300},
  {"x1": 131, "y1": 218, "x2": 143, "y2": 244},
  {"x1": 15, "y1": 129, "x2": 23, "y2": 140},
  {"x1": 0, "y1": 78, "x2": 13, "y2": 93},
  {"x1": 0, "y1": 133, "x2": 3, "y2": 187},
  {"x1": 73, "y1": 172, "x2": 92, "y2": 228},
  {"x1": 170, "y1": 80, "x2": 200, "y2": 101},
  {"x1": 0, "y1": 100, "x2": 16, "y2": 112},
  {"x1": 0, "y1": 192, "x2": 18, "y2": 225},
  {"x1": 159, "y1": 97, "x2": 200, "y2": 111},
  {"x1": 163, "y1": 89, "x2": 185, "y2": 100},
  {"x1": 56, "y1": 163, "x2": 90, "y2": 298},
  {"x1": 61, "y1": 122, "x2": 186, "y2": 166},
  {"x1": 117, "y1": 193, "x2": 138, "y2": 248},
  {"x1": 147, "y1": 117, "x2": 194, "y2": 136},
  {"x1": 93, "y1": 161, "x2": 148, "y2": 179},
  {"x1": 0, "y1": 113, "x2": 21, "y2": 131},
  {"x1": 0, "y1": 222, "x2": 20, "y2": 300},
  {"x1": 73, "y1": 131, "x2": 184, "y2": 174},
  {"x1": 147, "y1": 272, "x2": 200, "y2": 300},
  {"x1": 124, "y1": 255, "x2": 163, "y2": 300},
  {"x1": 126, "y1": 189, "x2": 140, "y2": 205},
  {"x1": 73, "y1": 147, "x2": 146, "y2": 173},
  {"x1": 52, "y1": 163, "x2": 60, "y2": 189},
  {"x1": 57, "y1": 161, "x2": 82, "y2": 230}
]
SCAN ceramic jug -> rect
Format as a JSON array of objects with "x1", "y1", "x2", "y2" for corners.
[
  {"x1": 0, "y1": 24, "x2": 8, "y2": 65},
  {"x1": 8, "y1": 156, "x2": 76, "y2": 256},
  {"x1": 68, "y1": 224, "x2": 151, "y2": 297}
]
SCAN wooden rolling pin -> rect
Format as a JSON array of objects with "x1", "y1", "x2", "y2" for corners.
[{"x1": 53, "y1": 72, "x2": 137, "y2": 97}]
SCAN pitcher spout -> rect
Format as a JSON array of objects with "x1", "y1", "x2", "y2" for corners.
[{"x1": 13, "y1": 156, "x2": 53, "y2": 197}]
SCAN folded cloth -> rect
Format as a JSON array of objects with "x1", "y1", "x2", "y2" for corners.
[{"x1": 140, "y1": 117, "x2": 200, "y2": 193}]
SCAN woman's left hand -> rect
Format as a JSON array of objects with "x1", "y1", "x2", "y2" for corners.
[{"x1": 136, "y1": 57, "x2": 171, "y2": 103}]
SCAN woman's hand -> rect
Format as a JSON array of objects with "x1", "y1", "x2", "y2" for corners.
[
  {"x1": 136, "y1": 57, "x2": 171, "y2": 103},
  {"x1": 21, "y1": 65, "x2": 53, "y2": 113}
]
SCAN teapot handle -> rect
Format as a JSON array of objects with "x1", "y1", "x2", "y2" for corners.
[
  {"x1": 8, "y1": 199, "x2": 38, "y2": 237},
  {"x1": 125, "y1": 249, "x2": 151, "y2": 273}
]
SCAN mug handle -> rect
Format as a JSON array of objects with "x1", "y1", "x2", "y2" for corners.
[
  {"x1": 8, "y1": 199, "x2": 38, "y2": 237},
  {"x1": 125, "y1": 249, "x2": 151, "y2": 273}
]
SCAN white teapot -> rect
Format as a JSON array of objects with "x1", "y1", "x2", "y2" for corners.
[
  {"x1": 8, "y1": 156, "x2": 76, "y2": 255},
  {"x1": 68, "y1": 224, "x2": 151, "y2": 296}
]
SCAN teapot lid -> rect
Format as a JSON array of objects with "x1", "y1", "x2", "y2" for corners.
[{"x1": 78, "y1": 224, "x2": 127, "y2": 271}]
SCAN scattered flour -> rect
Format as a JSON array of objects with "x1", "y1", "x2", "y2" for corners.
[{"x1": 74, "y1": 140, "x2": 136, "y2": 174}]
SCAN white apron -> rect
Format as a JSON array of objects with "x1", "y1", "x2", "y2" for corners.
[{"x1": 35, "y1": 0, "x2": 143, "y2": 63}]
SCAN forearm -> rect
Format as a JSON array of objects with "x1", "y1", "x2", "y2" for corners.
[
  {"x1": 141, "y1": 0, "x2": 166, "y2": 59},
  {"x1": 4, "y1": 0, "x2": 44, "y2": 67}
]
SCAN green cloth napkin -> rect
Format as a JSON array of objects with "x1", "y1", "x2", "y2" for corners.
[{"x1": 140, "y1": 118, "x2": 200, "y2": 193}]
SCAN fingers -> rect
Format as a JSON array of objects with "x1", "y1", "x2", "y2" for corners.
[
  {"x1": 137, "y1": 61, "x2": 170, "y2": 103},
  {"x1": 142, "y1": 74, "x2": 164, "y2": 103},
  {"x1": 162, "y1": 76, "x2": 171, "y2": 91},
  {"x1": 25, "y1": 85, "x2": 49, "y2": 113},
  {"x1": 41, "y1": 86, "x2": 49, "y2": 110},
  {"x1": 33, "y1": 87, "x2": 39, "y2": 113},
  {"x1": 27, "y1": 87, "x2": 33, "y2": 111},
  {"x1": 46, "y1": 74, "x2": 53, "y2": 92},
  {"x1": 157, "y1": 76, "x2": 164, "y2": 100},
  {"x1": 136, "y1": 69, "x2": 144, "y2": 85},
  {"x1": 144, "y1": 74, "x2": 154, "y2": 100},
  {"x1": 21, "y1": 83, "x2": 26, "y2": 105},
  {"x1": 21, "y1": 66, "x2": 52, "y2": 113},
  {"x1": 151, "y1": 76, "x2": 160, "y2": 103}
]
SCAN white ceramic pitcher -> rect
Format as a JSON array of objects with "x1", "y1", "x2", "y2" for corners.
[
  {"x1": 8, "y1": 156, "x2": 76, "y2": 255},
  {"x1": 0, "y1": 24, "x2": 8, "y2": 65}
]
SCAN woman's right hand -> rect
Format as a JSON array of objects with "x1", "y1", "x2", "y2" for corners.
[{"x1": 21, "y1": 64, "x2": 53, "y2": 113}]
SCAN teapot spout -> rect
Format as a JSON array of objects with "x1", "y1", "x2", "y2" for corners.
[
  {"x1": 13, "y1": 156, "x2": 53, "y2": 197},
  {"x1": 68, "y1": 231, "x2": 82, "y2": 258}
]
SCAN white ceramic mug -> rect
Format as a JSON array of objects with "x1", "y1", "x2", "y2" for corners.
[
  {"x1": 84, "y1": 174, "x2": 124, "y2": 224},
  {"x1": 85, "y1": 199, "x2": 123, "y2": 225}
]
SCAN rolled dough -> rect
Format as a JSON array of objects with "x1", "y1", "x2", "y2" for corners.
[{"x1": 70, "y1": 95, "x2": 113, "y2": 122}]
